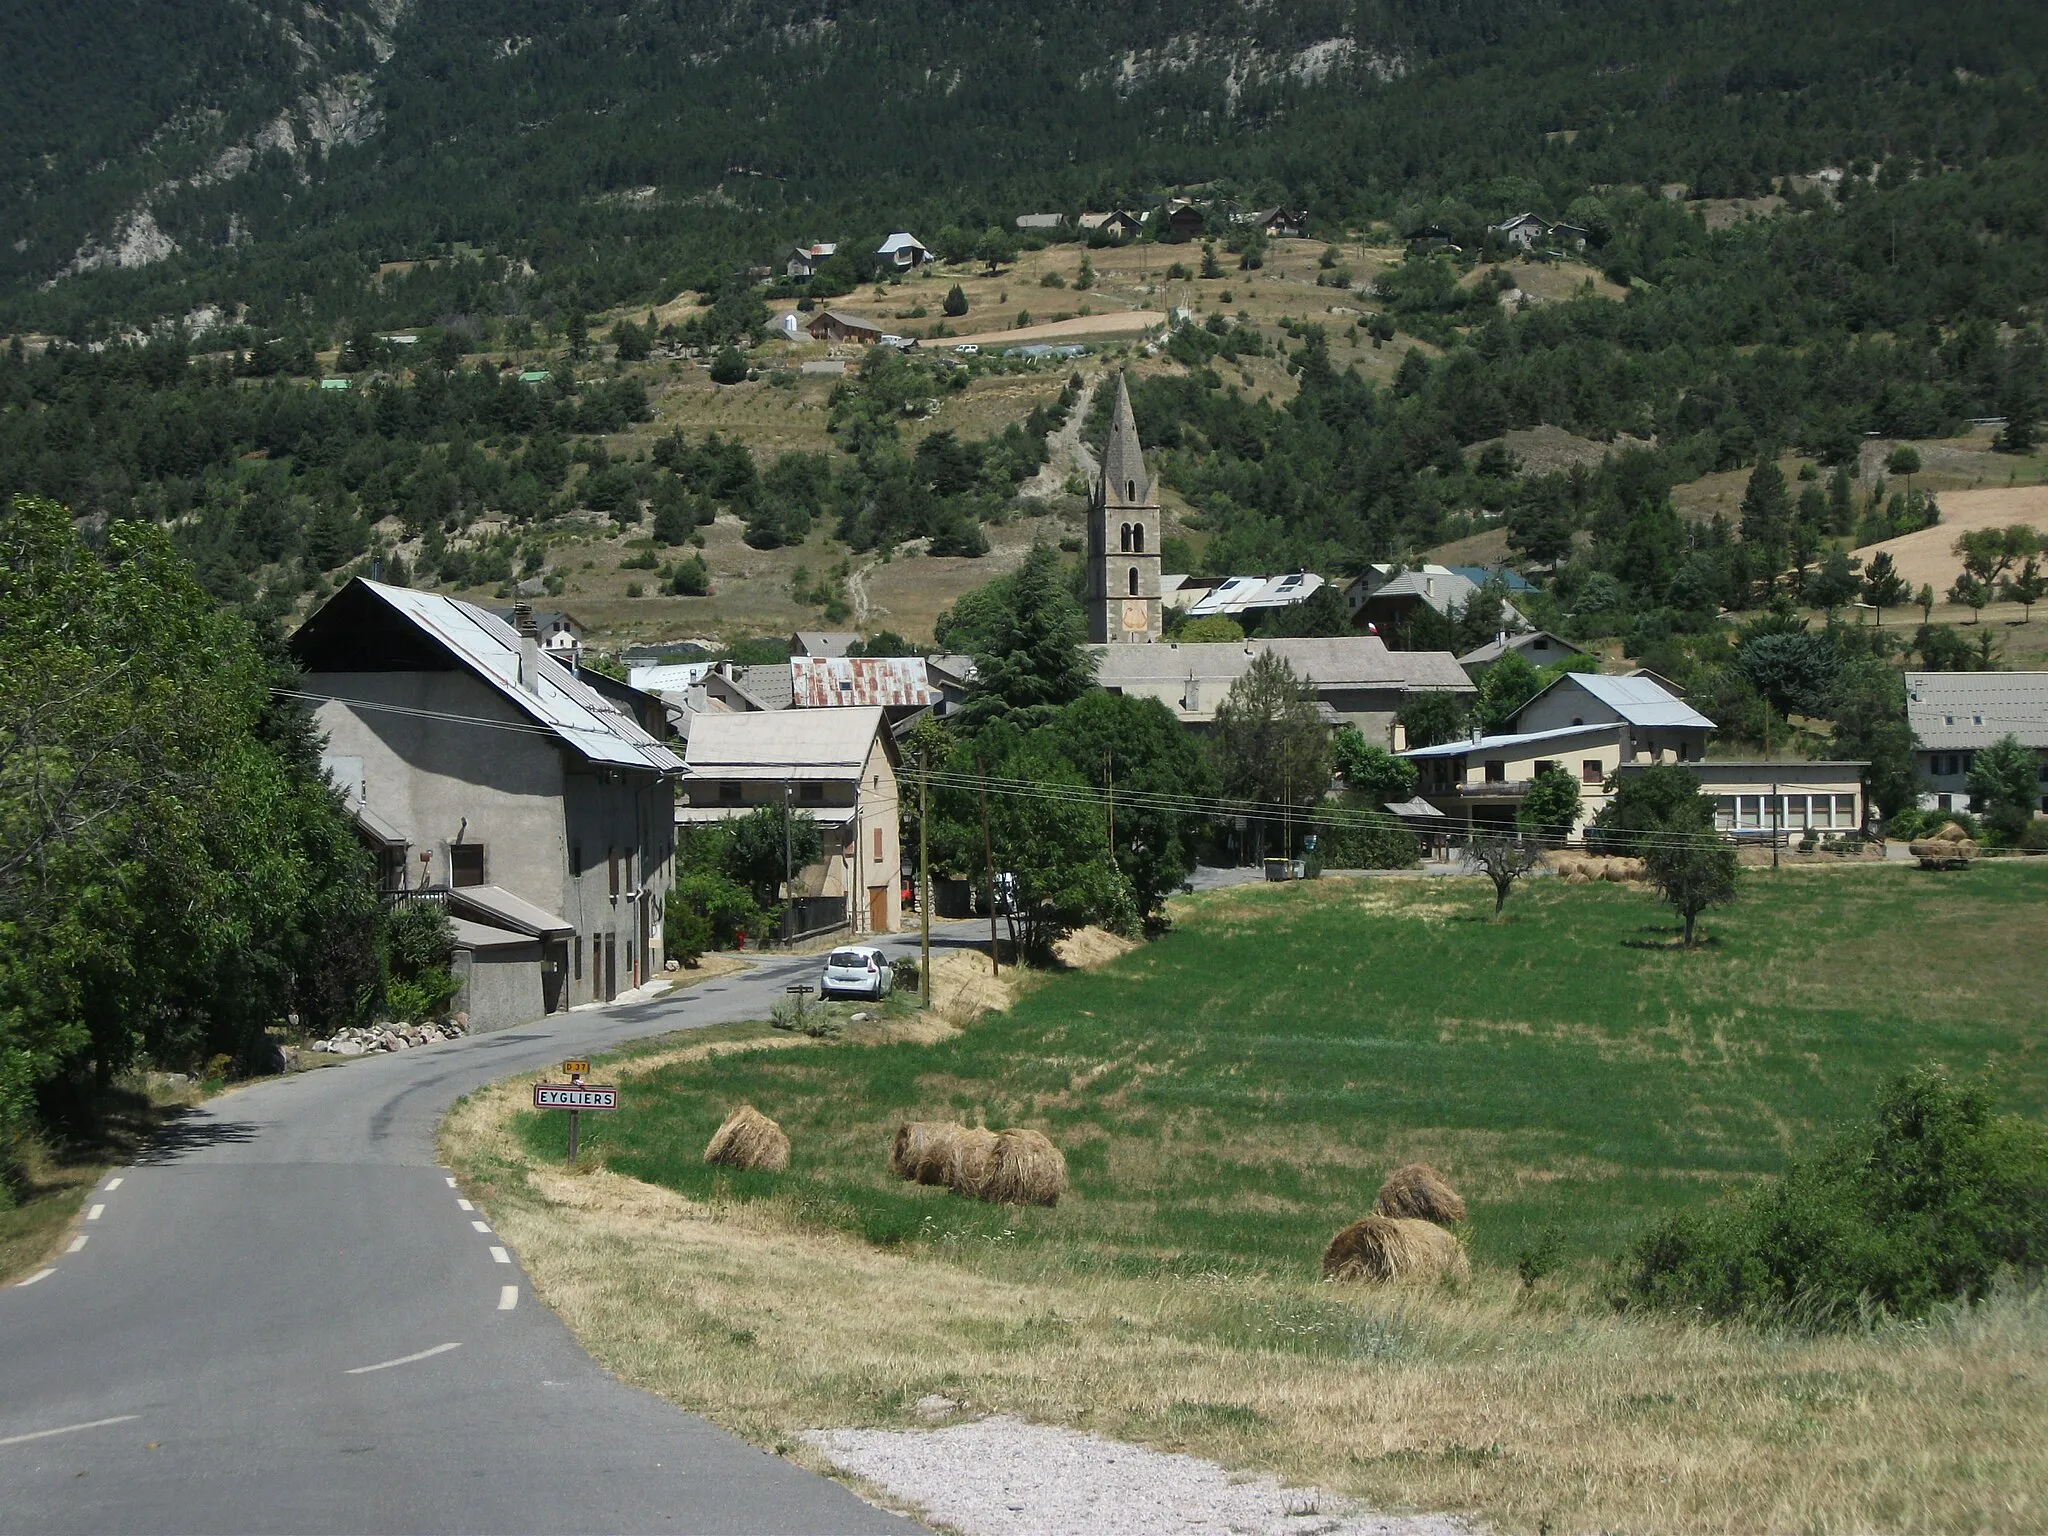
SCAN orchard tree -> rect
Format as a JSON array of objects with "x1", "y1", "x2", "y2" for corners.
[
  {"x1": 1644, "y1": 828, "x2": 1739, "y2": 948},
  {"x1": 2001, "y1": 556, "x2": 2048, "y2": 621},
  {"x1": 1465, "y1": 833, "x2": 1542, "y2": 917}
]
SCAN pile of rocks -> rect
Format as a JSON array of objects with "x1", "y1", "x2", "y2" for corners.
[{"x1": 307, "y1": 1017, "x2": 469, "y2": 1056}]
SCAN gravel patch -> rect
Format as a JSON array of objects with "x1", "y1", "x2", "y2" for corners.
[{"x1": 807, "y1": 1416, "x2": 1477, "y2": 1536}]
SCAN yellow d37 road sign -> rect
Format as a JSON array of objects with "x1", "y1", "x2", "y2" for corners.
[{"x1": 560, "y1": 1059, "x2": 590, "y2": 1077}]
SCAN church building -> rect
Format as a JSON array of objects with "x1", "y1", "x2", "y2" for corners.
[{"x1": 1087, "y1": 373, "x2": 1162, "y2": 644}]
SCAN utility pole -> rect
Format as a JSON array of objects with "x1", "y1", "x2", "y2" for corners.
[
  {"x1": 1772, "y1": 780, "x2": 1780, "y2": 870},
  {"x1": 783, "y1": 782, "x2": 793, "y2": 947},
  {"x1": 979, "y1": 768, "x2": 998, "y2": 978},
  {"x1": 1105, "y1": 748, "x2": 1116, "y2": 868},
  {"x1": 919, "y1": 755, "x2": 931, "y2": 1008}
]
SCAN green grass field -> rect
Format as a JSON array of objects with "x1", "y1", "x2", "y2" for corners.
[{"x1": 519, "y1": 862, "x2": 2048, "y2": 1280}]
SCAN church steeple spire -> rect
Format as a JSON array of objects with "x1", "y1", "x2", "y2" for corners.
[
  {"x1": 1088, "y1": 371, "x2": 1161, "y2": 644},
  {"x1": 1099, "y1": 371, "x2": 1152, "y2": 510}
]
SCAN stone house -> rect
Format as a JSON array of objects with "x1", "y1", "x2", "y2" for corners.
[{"x1": 293, "y1": 580, "x2": 681, "y2": 1029}]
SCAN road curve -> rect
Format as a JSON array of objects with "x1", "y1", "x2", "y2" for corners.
[{"x1": 0, "y1": 932, "x2": 957, "y2": 1534}]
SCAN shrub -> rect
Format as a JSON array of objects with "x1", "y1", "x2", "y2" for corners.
[
  {"x1": 1313, "y1": 816, "x2": 1420, "y2": 870},
  {"x1": 1623, "y1": 1066, "x2": 2048, "y2": 1326},
  {"x1": 663, "y1": 900, "x2": 711, "y2": 966}
]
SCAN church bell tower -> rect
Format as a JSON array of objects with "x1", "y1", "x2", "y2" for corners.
[{"x1": 1088, "y1": 372, "x2": 1161, "y2": 644}]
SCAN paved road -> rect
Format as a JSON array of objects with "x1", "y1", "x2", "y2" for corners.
[{"x1": 0, "y1": 930, "x2": 964, "y2": 1535}]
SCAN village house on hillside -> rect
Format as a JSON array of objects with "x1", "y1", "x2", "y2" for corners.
[
  {"x1": 1905, "y1": 670, "x2": 2048, "y2": 815},
  {"x1": 487, "y1": 606, "x2": 585, "y2": 663},
  {"x1": 1347, "y1": 565, "x2": 1527, "y2": 634},
  {"x1": 293, "y1": 582, "x2": 681, "y2": 1028},
  {"x1": 1078, "y1": 210, "x2": 1144, "y2": 240},
  {"x1": 785, "y1": 240, "x2": 837, "y2": 279},
  {"x1": 680, "y1": 709, "x2": 903, "y2": 938},
  {"x1": 807, "y1": 309, "x2": 886, "y2": 345},
  {"x1": 1161, "y1": 572, "x2": 1328, "y2": 620},
  {"x1": 1456, "y1": 629, "x2": 1586, "y2": 677},
  {"x1": 876, "y1": 232, "x2": 932, "y2": 270}
]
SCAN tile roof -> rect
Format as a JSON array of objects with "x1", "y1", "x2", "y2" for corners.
[{"x1": 1904, "y1": 671, "x2": 2048, "y2": 749}]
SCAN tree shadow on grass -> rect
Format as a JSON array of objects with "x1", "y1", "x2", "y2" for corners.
[{"x1": 1622, "y1": 925, "x2": 1724, "y2": 951}]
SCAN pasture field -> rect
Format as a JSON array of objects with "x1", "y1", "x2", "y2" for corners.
[{"x1": 445, "y1": 864, "x2": 2048, "y2": 1532}]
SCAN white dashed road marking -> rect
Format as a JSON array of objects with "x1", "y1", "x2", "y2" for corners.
[
  {"x1": 471, "y1": 1220, "x2": 491, "y2": 1234},
  {"x1": 490, "y1": 1247, "x2": 510, "y2": 1264},
  {"x1": 457, "y1": 1199, "x2": 474, "y2": 1211},
  {"x1": 445, "y1": 1176, "x2": 457, "y2": 1188},
  {"x1": 66, "y1": 1237, "x2": 87, "y2": 1254},
  {"x1": 86, "y1": 1205, "x2": 105, "y2": 1221},
  {"x1": 104, "y1": 1178, "x2": 123, "y2": 1191},
  {"x1": 345, "y1": 1342, "x2": 462, "y2": 1376},
  {"x1": 0, "y1": 1415, "x2": 140, "y2": 1448},
  {"x1": 15, "y1": 1268, "x2": 55, "y2": 1288},
  {"x1": 498, "y1": 1286, "x2": 519, "y2": 1311}
]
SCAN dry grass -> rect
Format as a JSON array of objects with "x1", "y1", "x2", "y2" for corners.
[
  {"x1": 442, "y1": 1081, "x2": 2048, "y2": 1533},
  {"x1": 1850, "y1": 484, "x2": 2048, "y2": 595},
  {"x1": 1321, "y1": 1215, "x2": 1469, "y2": 1283}
]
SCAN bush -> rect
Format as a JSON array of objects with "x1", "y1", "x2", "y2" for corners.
[
  {"x1": 709, "y1": 346, "x2": 748, "y2": 385},
  {"x1": 1313, "y1": 815, "x2": 1420, "y2": 869},
  {"x1": 663, "y1": 900, "x2": 712, "y2": 966},
  {"x1": 1623, "y1": 1066, "x2": 2048, "y2": 1326},
  {"x1": 384, "y1": 901, "x2": 460, "y2": 1019}
]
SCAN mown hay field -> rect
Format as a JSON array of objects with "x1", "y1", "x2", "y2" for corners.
[{"x1": 514, "y1": 863, "x2": 2047, "y2": 1276}]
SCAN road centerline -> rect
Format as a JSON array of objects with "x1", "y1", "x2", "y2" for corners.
[
  {"x1": 344, "y1": 1341, "x2": 462, "y2": 1376},
  {"x1": 0, "y1": 1415, "x2": 140, "y2": 1449}
]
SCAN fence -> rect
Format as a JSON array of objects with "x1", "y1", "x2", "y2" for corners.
[{"x1": 782, "y1": 896, "x2": 847, "y2": 942}]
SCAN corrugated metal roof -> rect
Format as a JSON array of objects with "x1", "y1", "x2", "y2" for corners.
[
  {"x1": 1399, "y1": 722, "x2": 1624, "y2": 760},
  {"x1": 790, "y1": 657, "x2": 933, "y2": 709},
  {"x1": 1548, "y1": 672, "x2": 1715, "y2": 729},
  {"x1": 1905, "y1": 671, "x2": 2048, "y2": 749},
  {"x1": 684, "y1": 708, "x2": 887, "y2": 778},
  {"x1": 1091, "y1": 637, "x2": 1472, "y2": 694},
  {"x1": 445, "y1": 884, "x2": 575, "y2": 937},
  {"x1": 336, "y1": 582, "x2": 683, "y2": 773}
]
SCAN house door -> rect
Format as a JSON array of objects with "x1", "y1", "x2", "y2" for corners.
[
  {"x1": 638, "y1": 900, "x2": 650, "y2": 986},
  {"x1": 542, "y1": 940, "x2": 568, "y2": 1014},
  {"x1": 868, "y1": 886, "x2": 888, "y2": 935},
  {"x1": 603, "y1": 934, "x2": 617, "y2": 1002}
]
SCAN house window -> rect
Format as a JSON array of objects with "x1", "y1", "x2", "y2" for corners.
[
  {"x1": 873, "y1": 828, "x2": 885, "y2": 863},
  {"x1": 449, "y1": 843, "x2": 486, "y2": 888},
  {"x1": 1581, "y1": 760, "x2": 1603, "y2": 786},
  {"x1": 1714, "y1": 796, "x2": 1737, "y2": 831},
  {"x1": 1484, "y1": 760, "x2": 1507, "y2": 783},
  {"x1": 1534, "y1": 761, "x2": 1557, "y2": 777},
  {"x1": 574, "y1": 936, "x2": 583, "y2": 980},
  {"x1": 570, "y1": 842, "x2": 582, "y2": 877},
  {"x1": 718, "y1": 783, "x2": 743, "y2": 803},
  {"x1": 608, "y1": 848, "x2": 620, "y2": 897},
  {"x1": 800, "y1": 782, "x2": 824, "y2": 803}
]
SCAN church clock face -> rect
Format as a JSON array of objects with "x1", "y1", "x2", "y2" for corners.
[{"x1": 1121, "y1": 599, "x2": 1149, "y2": 632}]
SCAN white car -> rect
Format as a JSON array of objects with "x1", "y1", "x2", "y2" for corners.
[
  {"x1": 820, "y1": 945, "x2": 892, "y2": 1000},
  {"x1": 953, "y1": 342, "x2": 979, "y2": 355}
]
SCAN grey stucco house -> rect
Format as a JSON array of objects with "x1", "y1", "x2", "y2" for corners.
[{"x1": 293, "y1": 579, "x2": 682, "y2": 1030}]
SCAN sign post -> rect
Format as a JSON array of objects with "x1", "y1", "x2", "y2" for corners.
[{"x1": 534, "y1": 1061, "x2": 617, "y2": 1164}]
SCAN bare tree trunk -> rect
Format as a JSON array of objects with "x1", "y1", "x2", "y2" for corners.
[{"x1": 1683, "y1": 909, "x2": 1696, "y2": 947}]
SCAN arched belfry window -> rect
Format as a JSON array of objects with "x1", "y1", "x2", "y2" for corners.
[
  {"x1": 1127, "y1": 479, "x2": 1136, "y2": 503},
  {"x1": 1128, "y1": 567, "x2": 1140, "y2": 596},
  {"x1": 1132, "y1": 523, "x2": 1145, "y2": 554},
  {"x1": 1119, "y1": 523, "x2": 1132, "y2": 553}
]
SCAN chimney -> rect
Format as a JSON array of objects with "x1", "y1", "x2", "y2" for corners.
[
  {"x1": 513, "y1": 602, "x2": 541, "y2": 694},
  {"x1": 1469, "y1": 722, "x2": 1484, "y2": 745}
]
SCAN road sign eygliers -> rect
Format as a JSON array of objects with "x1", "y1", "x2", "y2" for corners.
[{"x1": 533, "y1": 1076, "x2": 618, "y2": 1162}]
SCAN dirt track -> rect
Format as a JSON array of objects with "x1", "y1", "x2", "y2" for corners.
[{"x1": 942, "y1": 310, "x2": 1168, "y2": 348}]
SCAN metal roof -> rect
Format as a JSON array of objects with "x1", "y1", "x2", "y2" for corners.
[
  {"x1": 1531, "y1": 671, "x2": 1715, "y2": 729},
  {"x1": 1904, "y1": 671, "x2": 2048, "y2": 750},
  {"x1": 445, "y1": 884, "x2": 575, "y2": 938},
  {"x1": 732, "y1": 664, "x2": 796, "y2": 710},
  {"x1": 1399, "y1": 722, "x2": 1624, "y2": 760},
  {"x1": 309, "y1": 580, "x2": 682, "y2": 774},
  {"x1": 791, "y1": 657, "x2": 933, "y2": 709},
  {"x1": 1456, "y1": 630, "x2": 1586, "y2": 665},
  {"x1": 1090, "y1": 637, "x2": 1472, "y2": 702},
  {"x1": 684, "y1": 708, "x2": 890, "y2": 780},
  {"x1": 791, "y1": 630, "x2": 861, "y2": 657}
]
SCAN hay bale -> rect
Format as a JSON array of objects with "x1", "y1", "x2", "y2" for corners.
[
  {"x1": 1566, "y1": 870, "x2": 1594, "y2": 885},
  {"x1": 949, "y1": 1127, "x2": 1001, "y2": 1198},
  {"x1": 891, "y1": 1120, "x2": 963, "y2": 1185},
  {"x1": 703, "y1": 1105, "x2": 789, "y2": 1172},
  {"x1": 1546, "y1": 853, "x2": 1582, "y2": 878},
  {"x1": 1322, "y1": 1215, "x2": 1469, "y2": 1283},
  {"x1": 1930, "y1": 821, "x2": 1971, "y2": 843},
  {"x1": 979, "y1": 1128, "x2": 1066, "y2": 1207},
  {"x1": 1603, "y1": 856, "x2": 1646, "y2": 882},
  {"x1": 1373, "y1": 1161, "x2": 1467, "y2": 1224}
]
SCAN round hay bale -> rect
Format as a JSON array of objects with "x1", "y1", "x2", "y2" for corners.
[
  {"x1": 948, "y1": 1127, "x2": 1001, "y2": 1198},
  {"x1": 1566, "y1": 870, "x2": 1594, "y2": 885},
  {"x1": 980, "y1": 1128, "x2": 1066, "y2": 1207},
  {"x1": 1373, "y1": 1161, "x2": 1467, "y2": 1224},
  {"x1": 703, "y1": 1104, "x2": 790, "y2": 1172},
  {"x1": 1930, "y1": 821, "x2": 1970, "y2": 843},
  {"x1": 1322, "y1": 1216, "x2": 1469, "y2": 1284},
  {"x1": 1547, "y1": 853, "x2": 1581, "y2": 877},
  {"x1": 1610, "y1": 856, "x2": 1647, "y2": 881},
  {"x1": 890, "y1": 1120, "x2": 963, "y2": 1185}
]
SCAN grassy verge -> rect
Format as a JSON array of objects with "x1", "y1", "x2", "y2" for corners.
[
  {"x1": 1, "y1": 1078, "x2": 207, "y2": 1282},
  {"x1": 443, "y1": 865, "x2": 2048, "y2": 1532}
]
